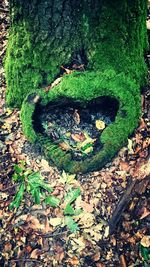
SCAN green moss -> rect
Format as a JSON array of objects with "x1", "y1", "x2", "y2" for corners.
[
  {"x1": 6, "y1": 0, "x2": 148, "y2": 172},
  {"x1": 5, "y1": 0, "x2": 148, "y2": 107},
  {"x1": 21, "y1": 70, "x2": 141, "y2": 173}
]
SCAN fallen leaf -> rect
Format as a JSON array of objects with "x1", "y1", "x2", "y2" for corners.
[
  {"x1": 68, "y1": 256, "x2": 79, "y2": 266},
  {"x1": 33, "y1": 95, "x2": 40, "y2": 103},
  {"x1": 140, "y1": 235, "x2": 150, "y2": 248},
  {"x1": 30, "y1": 249, "x2": 41, "y2": 259},
  {"x1": 45, "y1": 77, "x2": 62, "y2": 92},
  {"x1": 93, "y1": 251, "x2": 101, "y2": 262},
  {"x1": 80, "y1": 201, "x2": 94, "y2": 213},
  {"x1": 59, "y1": 141, "x2": 71, "y2": 151},
  {"x1": 71, "y1": 133, "x2": 85, "y2": 142},
  {"x1": 73, "y1": 109, "x2": 80, "y2": 124},
  {"x1": 55, "y1": 245, "x2": 65, "y2": 262},
  {"x1": 49, "y1": 217, "x2": 63, "y2": 227},
  {"x1": 128, "y1": 139, "x2": 134, "y2": 154},
  {"x1": 120, "y1": 254, "x2": 127, "y2": 267},
  {"x1": 137, "y1": 118, "x2": 147, "y2": 131},
  {"x1": 96, "y1": 264, "x2": 106, "y2": 267},
  {"x1": 131, "y1": 158, "x2": 150, "y2": 179},
  {"x1": 61, "y1": 65, "x2": 73, "y2": 74},
  {"x1": 70, "y1": 237, "x2": 86, "y2": 252},
  {"x1": 41, "y1": 159, "x2": 52, "y2": 171},
  {"x1": 26, "y1": 215, "x2": 45, "y2": 230},
  {"x1": 140, "y1": 207, "x2": 150, "y2": 220},
  {"x1": 95, "y1": 120, "x2": 105, "y2": 130},
  {"x1": 120, "y1": 161, "x2": 130, "y2": 172}
]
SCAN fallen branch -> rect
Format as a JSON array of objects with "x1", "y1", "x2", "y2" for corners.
[{"x1": 109, "y1": 179, "x2": 137, "y2": 234}]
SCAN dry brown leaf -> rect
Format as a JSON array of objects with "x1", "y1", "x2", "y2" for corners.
[
  {"x1": 96, "y1": 263, "x2": 106, "y2": 267},
  {"x1": 80, "y1": 201, "x2": 94, "y2": 213},
  {"x1": 92, "y1": 251, "x2": 101, "y2": 262},
  {"x1": 71, "y1": 133, "x2": 85, "y2": 142},
  {"x1": 135, "y1": 133, "x2": 143, "y2": 144},
  {"x1": 44, "y1": 217, "x2": 53, "y2": 233},
  {"x1": 30, "y1": 249, "x2": 41, "y2": 259},
  {"x1": 143, "y1": 138, "x2": 150, "y2": 149},
  {"x1": 4, "y1": 242, "x2": 12, "y2": 252},
  {"x1": 73, "y1": 109, "x2": 80, "y2": 125},
  {"x1": 140, "y1": 235, "x2": 150, "y2": 247},
  {"x1": 25, "y1": 245, "x2": 32, "y2": 253},
  {"x1": 41, "y1": 159, "x2": 52, "y2": 171},
  {"x1": 68, "y1": 256, "x2": 79, "y2": 266},
  {"x1": 59, "y1": 141, "x2": 71, "y2": 151},
  {"x1": 120, "y1": 254, "x2": 127, "y2": 267},
  {"x1": 120, "y1": 161, "x2": 130, "y2": 172},
  {"x1": 131, "y1": 158, "x2": 150, "y2": 179},
  {"x1": 61, "y1": 65, "x2": 73, "y2": 74},
  {"x1": 137, "y1": 118, "x2": 147, "y2": 131},
  {"x1": 33, "y1": 95, "x2": 40, "y2": 103},
  {"x1": 140, "y1": 207, "x2": 150, "y2": 220},
  {"x1": 49, "y1": 217, "x2": 63, "y2": 227},
  {"x1": 26, "y1": 215, "x2": 45, "y2": 230},
  {"x1": 55, "y1": 246, "x2": 65, "y2": 262}
]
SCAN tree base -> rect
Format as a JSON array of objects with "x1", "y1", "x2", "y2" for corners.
[{"x1": 21, "y1": 70, "x2": 141, "y2": 173}]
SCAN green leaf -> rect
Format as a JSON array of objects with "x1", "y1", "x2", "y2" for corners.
[
  {"x1": 9, "y1": 183, "x2": 25, "y2": 210},
  {"x1": 64, "y1": 204, "x2": 75, "y2": 215},
  {"x1": 64, "y1": 188, "x2": 81, "y2": 205},
  {"x1": 64, "y1": 216, "x2": 79, "y2": 232},
  {"x1": 12, "y1": 173, "x2": 20, "y2": 182},
  {"x1": 45, "y1": 196, "x2": 60, "y2": 207},
  {"x1": 140, "y1": 245, "x2": 150, "y2": 261},
  {"x1": 32, "y1": 187, "x2": 41, "y2": 204},
  {"x1": 28, "y1": 173, "x2": 53, "y2": 192},
  {"x1": 13, "y1": 164, "x2": 23, "y2": 174},
  {"x1": 64, "y1": 203, "x2": 82, "y2": 216}
]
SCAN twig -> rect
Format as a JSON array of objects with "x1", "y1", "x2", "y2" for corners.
[
  {"x1": 9, "y1": 258, "x2": 42, "y2": 263},
  {"x1": 36, "y1": 229, "x2": 69, "y2": 238},
  {"x1": 0, "y1": 183, "x2": 18, "y2": 192}
]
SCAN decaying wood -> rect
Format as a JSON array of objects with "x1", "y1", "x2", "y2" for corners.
[
  {"x1": 109, "y1": 179, "x2": 137, "y2": 234},
  {"x1": 109, "y1": 175, "x2": 149, "y2": 234}
]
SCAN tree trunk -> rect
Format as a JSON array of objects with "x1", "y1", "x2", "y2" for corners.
[{"x1": 5, "y1": 0, "x2": 148, "y2": 107}]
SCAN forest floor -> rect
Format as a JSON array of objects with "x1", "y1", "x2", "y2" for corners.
[{"x1": 0, "y1": 1, "x2": 150, "y2": 267}]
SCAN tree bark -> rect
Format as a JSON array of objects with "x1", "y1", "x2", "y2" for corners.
[{"x1": 5, "y1": 0, "x2": 148, "y2": 107}]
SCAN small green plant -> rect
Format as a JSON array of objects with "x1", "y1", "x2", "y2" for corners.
[
  {"x1": 10, "y1": 165, "x2": 83, "y2": 233},
  {"x1": 9, "y1": 161, "x2": 53, "y2": 210}
]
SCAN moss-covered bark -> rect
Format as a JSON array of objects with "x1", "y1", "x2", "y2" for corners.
[
  {"x1": 6, "y1": 0, "x2": 148, "y2": 107},
  {"x1": 5, "y1": 0, "x2": 148, "y2": 173}
]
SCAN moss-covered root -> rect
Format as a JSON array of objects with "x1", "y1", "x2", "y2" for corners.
[{"x1": 21, "y1": 71, "x2": 141, "y2": 173}]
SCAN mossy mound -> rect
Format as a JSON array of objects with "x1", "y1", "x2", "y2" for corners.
[{"x1": 21, "y1": 70, "x2": 141, "y2": 173}]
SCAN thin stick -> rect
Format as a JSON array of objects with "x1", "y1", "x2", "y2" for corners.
[
  {"x1": 9, "y1": 258, "x2": 42, "y2": 263},
  {"x1": 0, "y1": 183, "x2": 18, "y2": 192}
]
